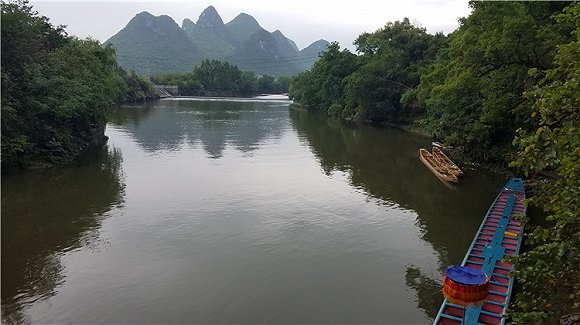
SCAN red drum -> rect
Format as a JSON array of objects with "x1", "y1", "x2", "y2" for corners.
[{"x1": 443, "y1": 266, "x2": 489, "y2": 306}]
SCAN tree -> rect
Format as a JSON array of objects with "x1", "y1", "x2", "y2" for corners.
[
  {"x1": 417, "y1": 1, "x2": 571, "y2": 163},
  {"x1": 289, "y1": 42, "x2": 359, "y2": 116},
  {"x1": 509, "y1": 3, "x2": 579, "y2": 322},
  {"x1": 289, "y1": 21, "x2": 444, "y2": 122},
  {"x1": 289, "y1": 71, "x2": 316, "y2": 108},
  {"x1": 151, "y1": 62, "x2": 278, "y2": 96},
  {"x1": 257, "y1": 75, "x2": 275, "y2": 93},
  {"x1": 274, "y1": 76, "x2": 291, "y2": 93},
  {"x1": 239, "y1": 71, "x2": 258, "y2": 95},
  {"x1": 344, "y1": 19, "x2": 446, "y2": 122},
  {"x1": 1, "y1": 0, "x2": 124, "y2": 168},
  {"x1": 118, "y1": 69, "x2": 157, "y2": 102},
  {"x1": 193, "y1": 59, "x2": 242, "y2": 93}
]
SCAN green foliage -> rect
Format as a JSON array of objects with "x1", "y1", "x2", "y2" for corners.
[
  {"x1": 345, "y1": 19, "x2": 446, "y2": 122},
  {"x1": 509, "y1": 4, "x2": 580, "y2": 322},
  {"x1": 117, "y1": 68, "x2": 158, "y2": 102},
  {"x1": 1, "y1": 0, "x2": 124, "y2": 169},
  {"x1": 290, "y1": 4, "x2": 579, "y2": 320},
  {"x1": 289, "y1": 42, "x2": 359, "y2": 116},
  {"x1": 193, "y1": 59, "x2": 242, "y2": 93},
  {"x1": 274, "y1": 76, "x2": 291, "y2": 93},
  {"x1": 255, "y1": 75, "x2": 290, "y2": 94},
  {"x1": 151, "y1": 72, "x2": 203, "y2": 95},
  {"x1": 417, "y1": 1, "x2": 571, "y2": 164},
  {"x1": 239, "y1": 71, "x2": 258, "y2": 94},
  {"x1": 151, "y1": 60, "x2": 289, "y2": 96},
  {"x1": 290, "y1": 21, "x2": 445, "y2": 122},
  {"x1": 256, "y1": 75, "x2": 274, "y2": 93}
]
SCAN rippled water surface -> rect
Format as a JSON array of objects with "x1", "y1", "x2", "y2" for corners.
[{"x1": 1, "y1": 96, "x2": 505, "y2": 324}]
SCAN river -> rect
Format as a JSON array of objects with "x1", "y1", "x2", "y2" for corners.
[{"x1": 1, "y1": 96, "x2": 506, "y2": 324}]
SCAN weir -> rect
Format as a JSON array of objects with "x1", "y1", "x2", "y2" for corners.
[{"x1": 153, "y1": 85, "x2": 179, "y2": 97}]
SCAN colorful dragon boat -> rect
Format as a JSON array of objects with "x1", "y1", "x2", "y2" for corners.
[{"x1": 434, "y1": 177, "x2": 526, "y2": 325}]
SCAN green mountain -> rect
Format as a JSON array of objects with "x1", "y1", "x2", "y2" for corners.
[
  {"x1": 271, "y1": 30, "x2": 300, "y2": 57},
  {"x1": 228, "y1": 28, "x2": 302, "y2": 76},
  {"x1": 183, "y1": 18, "x2": 234, "y2": 59},
  {"x1": 105, "y1": 11, "x2": 203, "y2": 75},
  {"x1": 196, "y1": 6, "x2": 239, "y2": 45},
  {"x1": 224, "y1": 13, "x2": 262, "y2": 43},
  {"x1": 223, "y1": 15, "x2": 308, "y2": 76},
  {"x1": 105, "y1": 7, "x2": 329, "y2": 76},
  {"x1": 298, "y1": 39, "x2": 331, "y2": 70},
  {"x1": 181, "y1": 6, "x2": 237, "y2": 59}
]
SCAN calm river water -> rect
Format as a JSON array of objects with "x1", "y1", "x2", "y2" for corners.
[{"x1": 2, "y1": 96, "x2": 506, "y2": 324}]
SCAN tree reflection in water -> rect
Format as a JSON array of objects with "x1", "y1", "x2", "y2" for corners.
[
  {"x1": 110, "y1": 98, "x2": 288, "y2": 158},
  {"x1": 289, "y1": 108, "x2": 503, "y2": 321},
  {"x1": 405, "y1": 266, "x2": 443, "y2": 319},
  {"x1": 1, "y1": 145, "x2": 125, "y2": 324}
]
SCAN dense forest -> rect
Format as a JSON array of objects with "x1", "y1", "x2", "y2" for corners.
[
  {"x1": 0, "y1": 0, "x2": 164, "y2": 168},
  {"x1": 291, "y1": 1, "x2": 579, "y2": 322},
  {"x1": 1, "y1": 0, "x2": 126, "y2": 169},
  {"x1": 151, "y1": 60, "x2": 291, "y2": 96},
  {"x1": 291, "y1": 2, "x2": 574, "y2": 165}
]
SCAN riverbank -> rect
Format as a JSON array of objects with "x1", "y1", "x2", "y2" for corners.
[
  {"x1": 2, "y1": 126, "x2": 109, "y2": 173},
  {"x1": 369, "y1": 120, "x2": 515, "y2": 174},
  {"x1": 290, "y1": 104, "x2": 515, "y2": 176},
  {"x1": 373, "y1": 121, "x2": 432, "y2": 138}
]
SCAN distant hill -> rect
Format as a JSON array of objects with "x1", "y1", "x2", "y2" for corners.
[
  {"x1": 272, "y1": 30, "x2": 300, "y2": 57},
  {"x1": 105, "y1": 6, "x2": 329, "y2": 76},
  {"x1": 182, "y1": 18, "x2": 235, "y2": 59},
  {"x1": 106, "y1": 12, "x2": 204, "y2": 75},
  {"x1": 224, "y1": 13, "x2": 262, "y2": 43},
  {"x1": 229, "y1": 29, "x2": 302, "y2": 76},
  {"x1": 298, "y1": 39, "x2": 331, "y2": 70},
  {"x1": 181, "y1": 6, "x2": 238, "y2": 60}
]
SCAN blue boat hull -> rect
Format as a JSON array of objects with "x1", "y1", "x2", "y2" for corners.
[{"x1": 434, "y1": 178, "x2": 526, "y2": 325}]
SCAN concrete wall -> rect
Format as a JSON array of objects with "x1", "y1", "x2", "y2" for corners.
[{"x1": 154, "y1": 85, "x2": 179, "y2": 97}]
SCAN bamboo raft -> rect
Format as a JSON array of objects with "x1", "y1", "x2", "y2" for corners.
[
  {"x1": 433, "y1": 178, "x2": 526, "y2": 324},
  {"x1": 419, "y1": 148, "x2": 459, "y2": 183},
  {"x1": 433, "y1": 146, "x2": 463, "y2": 177}
]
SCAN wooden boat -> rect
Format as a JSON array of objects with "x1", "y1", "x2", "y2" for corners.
[
  {"x1": 433, "y1": 146, "x2": 463, "y2": 177},
  {"x1": 432, "y1": 141, "x2": 444, "y2": 149},
  {"x1": 434, "y1": 178, "x2": 526, "y2": 325},
  {"x1": 419, "y1": 148, "x2": 459, "y2": 183}
]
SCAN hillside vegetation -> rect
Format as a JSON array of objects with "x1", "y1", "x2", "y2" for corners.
[
  {"x1": 152, "y1": 60, "x2": 291, "y2": 96},
  {"x1": 291, "y1": 2, "x2": 573, "y2": 166},
  {"x1": 1, "y1": 0, "x2": 125, "y2": 169},
  {"x1": 106, "y1": 6, "x2": 329, "y2": 76}
]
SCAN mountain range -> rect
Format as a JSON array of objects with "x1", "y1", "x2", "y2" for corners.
[{"x1": 106, "y1": 6, "x2": 330, "y2": 76}]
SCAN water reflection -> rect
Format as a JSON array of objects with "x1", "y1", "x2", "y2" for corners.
[
  {"x1": 289, "y1": 108, "x2": 504, "y2": 320},
  {"x1": 405, "y1": 266, "x2": 444, "y2": 318},
  {"x1": 110, "y1": 98, "x2": 290, "y2": 158},
  {"x1": 1, "y1": 145, "x2": 125, "y2": 324},
  {"x1": 1, "y1": 101, "x2": 506, "y2": 323}
]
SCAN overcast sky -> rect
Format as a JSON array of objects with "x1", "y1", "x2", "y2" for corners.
[{"x1": 30, "y1": 0, "x2": 471, "y2": 51}]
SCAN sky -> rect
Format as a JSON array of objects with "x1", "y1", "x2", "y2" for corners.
[{"x1": 30, "y1": 0, "x2": 471, "y2": 51}]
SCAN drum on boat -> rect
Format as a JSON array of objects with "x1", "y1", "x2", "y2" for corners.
[{"x1": 443, "y1": 266, "x2": 489, "y2": 306}]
